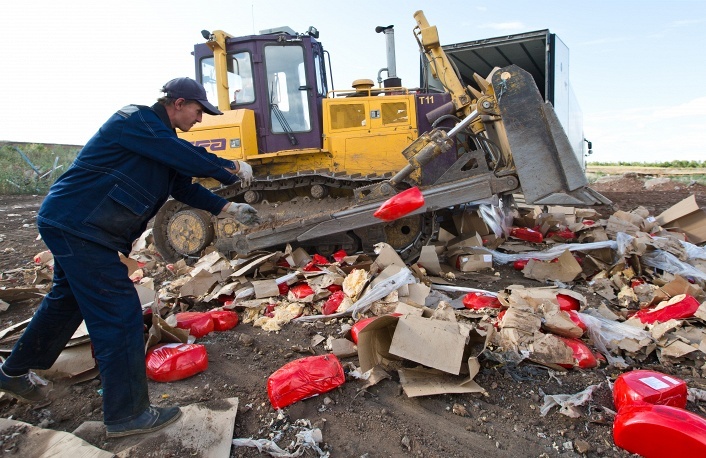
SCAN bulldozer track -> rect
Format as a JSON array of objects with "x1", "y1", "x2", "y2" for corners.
[{"x1": 153, "y1": 170, "x2": 436, "y2": 263}]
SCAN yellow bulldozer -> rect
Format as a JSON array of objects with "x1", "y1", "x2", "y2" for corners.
[{"x1": 153, "y1": 10, "x2": 608, "y2": 262}]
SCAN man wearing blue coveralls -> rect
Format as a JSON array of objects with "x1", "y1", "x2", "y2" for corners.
[{"x1": 0, "y1": 77, "x2": 259, "y2": 437}]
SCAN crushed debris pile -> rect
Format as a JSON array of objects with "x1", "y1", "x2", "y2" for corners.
[{"x1": 2, "y1": 193, "x2": 706, "y2": 455}]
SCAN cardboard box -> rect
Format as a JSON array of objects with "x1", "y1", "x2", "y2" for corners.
[
  {"x1": 447, "y1": 253, "x2": 493, "y2": 272},
  {"x1": 656, "y1": 195, "x2": 706, "y2": 244}
]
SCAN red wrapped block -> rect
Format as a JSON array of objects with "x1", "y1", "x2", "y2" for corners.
[
  {"x1": 267, "y1": 354, "x2": 345, "y2": 409},
  {"x1": 175, "y1": 312, "x2": 214, "y2": 338},
  {"x1": 462, "y1": 292, "x2": 502, "y2": 310},
  {"x1": 635, "y1": 294, "x2": 700, "y2": 324},
  {"x1": 208, "y1": 310, "x2": 239, "y2": 331},
  {"x1": 373, "y1": 187, "x2": 424, "y2": 222},
  {"x1": 557, "y1": 337, "x2": 597, "y2": 369},
  {"x1": 509, "y1": 227, "x2": 544, "y2": 243},
  {"x1": 556, "y1": 293, "x2": 580, "y2": 312},
  {"x1": 146, "y1": 343, "x2": 208, "y2": 382},
  {"x1": 323, "y1": 291, "x2": 345, "y2": 315},
  {"x1": 350, "y1": 316, "x2": 378, "y2": 344},
  {"x1": 613, "y1": 370, "x2": 687, "y2": 411},
  {"x1": 614, "y1": 404, "x2": 706, "y2": 458}
]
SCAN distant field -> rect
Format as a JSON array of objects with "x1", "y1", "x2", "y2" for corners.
[{"x1": 586, "y1": 165, "x2": 706, "y2": 176}]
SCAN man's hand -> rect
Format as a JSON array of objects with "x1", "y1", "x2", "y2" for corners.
[
  {"x1": 223, "y1": 202, "x2": 261, "y2": 226},
  {"x1": 235, "y1": 161, "x2": 253, "y2": 186}
]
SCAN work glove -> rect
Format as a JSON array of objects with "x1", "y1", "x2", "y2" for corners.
[
  {"x1": 235, "y1": 160, "x2": 253, "y2": 187},
  {"x1": 224, "y1": 202, "x2": 261, "y2": 226}
]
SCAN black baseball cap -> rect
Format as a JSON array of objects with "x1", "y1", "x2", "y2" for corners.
[{"x1": 161, "y1": 77, "x2": 223, "y2": 115}]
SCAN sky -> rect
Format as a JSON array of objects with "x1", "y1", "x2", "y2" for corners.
[{"x1": 1, "y1": 0, "x2": 705, "y2": 164}]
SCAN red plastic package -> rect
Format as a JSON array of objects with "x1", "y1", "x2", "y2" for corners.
[
  {"x1": 556, "y1": 293, "x2": 580, "y2": 312},
  {"x1": 545, "y1": 228, "x2": 576, "y2": 241},
  {"x1": 462, "y1": 292, "x2": 502, "y2": 310},
  {"x1": 635, "y1": 294, "x2": 700, "y2": 324},
  {"x1": 208, "y1": 310, "x2": 239, "y2": 332},
  {"x1": 146, "y1": 343, "x2": 208, "y2": 382},
  {"x1": 373, "y1": 187, "x2": 425, "y2": 222},
  {"x1": 175, "y1": 312, "x2": 214, "y2": 338},
  {"x1": 323, "y1": 291, "x2": 345, "y2": 315},
  {"x1": 613, "y1": 370, "x2": 687, "y2": 411},
  {"x1": 558, "y1": 337, "x2": 597, "y2": 369},
  {"x1": 277, "y1": 282, "x2": 290, "y2": 295},
  {"x1": 509, "y1": 227, "x2": 544, "y2": 243},
  {"x1": 350, "y1": 316, "x2": 378, "y2": 344},
  {"x1": 332, "y1": 249, "x2": 348, "y2": 263},
  {"x1": 613, "y1": 403, "x2": 706, "y2": 458},
  {"x1": 267, "y1": 354, "x2": 345, "y2": 409},
  {"x1": 289, "y1": 283, "x2": 315, "y2": 300},
  {"x1": 513, "y1": 259, "x2": 530, "y2": 270}
]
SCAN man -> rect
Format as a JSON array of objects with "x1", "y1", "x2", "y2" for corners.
[{"x1": 0, "y1": 77, "x2": 259, "y2": 437}]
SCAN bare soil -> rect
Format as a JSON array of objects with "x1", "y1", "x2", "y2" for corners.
[{"x1": 1, "y1": 176, "x2": 705, "y2": 457}]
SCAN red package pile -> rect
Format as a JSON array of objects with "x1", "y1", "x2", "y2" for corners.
[
  {"x1": 267, "y1": 354, "x2": 345, "y2": 409},
  {"x1": 462, "y1": 292, "x2": 502, "y2": 310},
  {"x1": 635, "y1": 294, "x2": 700, "y2": 324},
  {"x1": 373, "y1": 187, "x2": 424, "y2": 222},
  {"x1": 612, "y1": 369, "x2": 706, "y2": 457},
  {"x1": 175, "y1": 312, "x2": 214, "y2": 338},
  {"x1": 146, "y1": 343, "x2": 208, "y2": 382}
]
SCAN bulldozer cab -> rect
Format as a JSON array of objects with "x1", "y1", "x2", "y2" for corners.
[{"x1": 193, "y1": 28, "x2": 328, "y2": 154}]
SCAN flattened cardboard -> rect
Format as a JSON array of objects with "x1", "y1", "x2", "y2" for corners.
[
  {"x1": 330, "y1": 338, "x2": 358, "y2": 358},
  {"x1": 74, "y1": 398, "x2": 239, "y2": 457},
  {"x1": 401, "y1": 283, "x2": 430, "y2": 307},
  {"x1": 388, "y1": 315, "x2": 470, "y2": 375},
  {"x1": 418, "y1": 245, "x2": 446, "y2": 276},
  {"x1": 252, "y1": 279, "x2": 280, "y2": 298},
  {"x1": 0, "y1": 418, "x2": 113, "y2": 458},
  {"x1": 523, "y1": 250, "x2": 582, "y2": 282},
  {"x1": 398, "y1": 364, "x2": 485, "y2": 397},
  {"x1": 656, "y1": 195, "x2": 706, "y2": 244}
]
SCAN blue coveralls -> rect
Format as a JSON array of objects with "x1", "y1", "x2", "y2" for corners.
[{"x1": 2, "y1": 103, "x2": 238, "y2": 425}]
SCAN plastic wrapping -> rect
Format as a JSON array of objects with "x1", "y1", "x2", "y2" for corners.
[
  {"x1": 472, "y1": 240, "x2": 618, "y2": 265},
  {"x1": 373, "y1": 186, "x2": 424, "y2": 222},
  {"x1": 681, "y1": 240, "x2": 706, "y2": 260},
  {"x1": 146, "y1": 343, "x2": 208, "y2": 382},
  {"x1": 579, "y1": 310, "x2": 653, "y2": 368},
  {"x1": 641, "y1": 250, "x2": 706, "y2": 281},
  {"x1": 350, "y1": 316, "x2": 378, "y2": 344},
  {"x1": 613, "y1": 370, "x2": 687, "y2": 411},
  {"x1": 175, "y1": 312, "x2": 214, "y2": 338},
  {"x1": 556, "y1": 294, "x2": 580, "y2": 311},
  {"x1": 267, "y1": 354, "x2": 345, "y2": 409},
  {"x1": 614, "y1": 404, "x2": 706, "y2": 458}
]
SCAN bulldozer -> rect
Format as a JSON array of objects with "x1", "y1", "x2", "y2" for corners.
[{"x1": 152, "y1": 10, "x2": 609, "y2": 263}]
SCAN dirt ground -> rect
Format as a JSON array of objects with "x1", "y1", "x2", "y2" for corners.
[{"x1": 1, "y1": 175, "x2": 705, "y2": 457}]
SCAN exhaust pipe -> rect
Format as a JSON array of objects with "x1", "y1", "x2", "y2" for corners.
[{"x1": 375, "y1": 25, "x2": 401, "y2": 88}]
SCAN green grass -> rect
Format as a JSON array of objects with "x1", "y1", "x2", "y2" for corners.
[{"x1": 0, "y1": 142, "x2": 81, "y2": 195}]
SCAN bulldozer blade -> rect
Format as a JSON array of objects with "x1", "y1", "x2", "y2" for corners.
[{"x1": 491, "y1": 65, "x2": 610, "y2": 206}]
